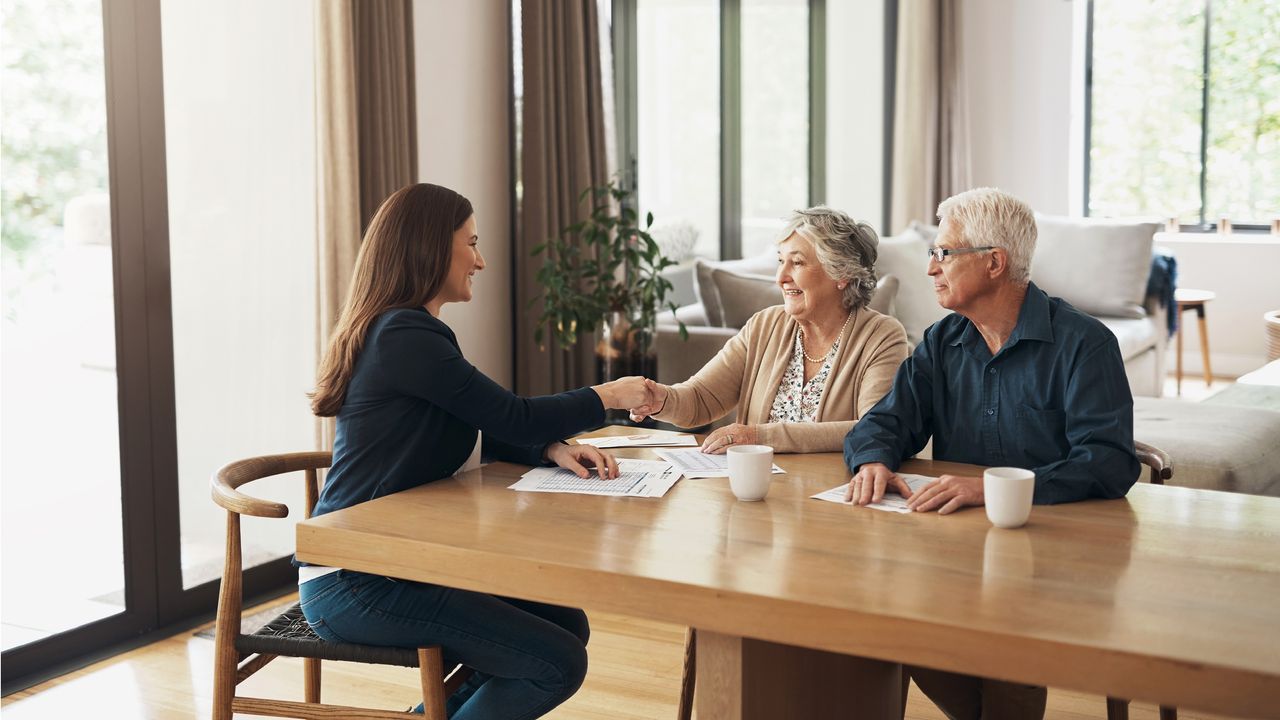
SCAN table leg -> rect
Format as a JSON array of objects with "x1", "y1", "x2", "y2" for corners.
[
  {"x1": 695, "y1": 629, "x2": 901, "y2": 719},
  {"x1": 1176, "y1": 306, "x2": 1184, "y2": 396},
  {"x1": 1196, "y1": 305, "x2": 1212, "y2": 387}
]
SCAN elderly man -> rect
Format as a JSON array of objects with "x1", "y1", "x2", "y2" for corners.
[{"x1": 841, "y1": 188, "x2": 1139, "y2": 719}]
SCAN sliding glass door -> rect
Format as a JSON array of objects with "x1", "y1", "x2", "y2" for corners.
[
  {"x1": 1, "y1": 0, "x2": 129, "y2": 654},
  {"x1": 2, "y1": 0, "x2": 315, "y2": 690}
]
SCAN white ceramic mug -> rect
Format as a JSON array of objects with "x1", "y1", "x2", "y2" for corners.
[
  {"x1": 726, "y1": 445, "x2": 773, "y2": 501},
  {"x1": 983, "y1": 467, "x2": 1035, "y2": 528}
]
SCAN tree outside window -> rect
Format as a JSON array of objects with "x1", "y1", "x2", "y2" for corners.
[{"x1": 1087, "y1": 0, "x2": 1279, "y2": 229}]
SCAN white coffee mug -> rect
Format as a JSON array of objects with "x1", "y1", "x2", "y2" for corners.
[
  {"x1": 726, "y1": 445, "x2": 773, "y2": 501},
  {"x1": 983, "y1": 467, "x2": 1035, "y2": 528}
]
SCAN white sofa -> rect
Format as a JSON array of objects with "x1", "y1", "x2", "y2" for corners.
[{"x1": 657, "y1": 216, "x2": 1169, "y2": 397}]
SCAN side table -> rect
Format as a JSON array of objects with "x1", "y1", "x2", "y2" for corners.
[{"x1": 1175, "y1": 288, "x2": 1216, "y2": 396}]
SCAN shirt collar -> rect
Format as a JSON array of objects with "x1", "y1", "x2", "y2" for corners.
[
  {"x1": 950, "y1": 281, "x2": 1055, "y2": 355},
  {"x1": 1011, "y1": 282, "x2": 1054, "y2": 345}
]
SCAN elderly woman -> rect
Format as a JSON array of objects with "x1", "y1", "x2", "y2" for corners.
[{"x1": 630, "y1": 206, "x2": 909, "y2": 453}]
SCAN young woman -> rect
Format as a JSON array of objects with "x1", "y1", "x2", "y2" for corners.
[{"x1": 300, "y1": 183, "x2": 648, "y2": 719}]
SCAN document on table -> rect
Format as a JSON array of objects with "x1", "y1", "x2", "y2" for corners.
[
  {"x1": 509, "y1": 458, "x2": 680, "y2": 498},
  {"x1": 574, "y1": 433, "x2": 698, "y2": 449},
  {"x1": 811, "y1": 473, "x2": 936, "y2": 513},
  {"x1": 653, "y1": 448, "x2": 787, "y2": 479}
]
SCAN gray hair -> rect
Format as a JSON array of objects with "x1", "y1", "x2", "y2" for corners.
[
  {"x1": 781, "y1": 206, "x2": 879, "y2": 311},
  {"x1": 936, "y1": 187, "x2": 1037, "y2": 284}
]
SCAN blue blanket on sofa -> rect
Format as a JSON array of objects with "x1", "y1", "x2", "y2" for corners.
[{"x1": 1146, "y1": 249, "x2": 1178, "y2": 338}]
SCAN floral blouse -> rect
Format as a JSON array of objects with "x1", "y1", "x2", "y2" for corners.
[{"x1": 768, "y1": 330, "x2": 839, "y2": 423}]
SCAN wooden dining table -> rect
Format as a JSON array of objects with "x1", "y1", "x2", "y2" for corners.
[{"x1": 295, "y1": 426, "x2": 1280, "y2": 719}]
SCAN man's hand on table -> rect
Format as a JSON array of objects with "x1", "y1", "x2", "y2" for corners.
[
  {"x1": 844, "y1": 462, "x2": 915, "y2": 505},
  {"x1": 905, "y1": 474, "x2": 984, "y2": 514},
  {"x1": 545, "y1": 442, "x2": 620, "y2": 480}
]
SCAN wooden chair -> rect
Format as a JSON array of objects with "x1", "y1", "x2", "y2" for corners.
[
  {"x1": 677, "y1": 444, "x2": 1180, "y2": 720},
  {"x1": 211, "y1": 451, "x2": 471, "y2": 720},
  {"x1": 1106, "y1": 441, "x2": 1176, "y2": 720}
]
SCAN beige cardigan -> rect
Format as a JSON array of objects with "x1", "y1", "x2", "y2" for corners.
[{"x1": 654, "y1": 305, "x2": 909, "y2": 453}]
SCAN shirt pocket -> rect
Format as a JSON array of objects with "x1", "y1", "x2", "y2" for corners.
[{"x1": 1013, "y1": 404, "x2": 1069, "y2": 466}]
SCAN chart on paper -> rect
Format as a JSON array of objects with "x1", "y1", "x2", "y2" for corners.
[
  {"x1": 654, "y1": 448, "x2": 787, "y2": 479},
  {"x1": 811, "y1": 474, "x2": 935, "y2": 513},
  {"x1": 509, "y1": 459, "x2": 680, "y2": 498}
]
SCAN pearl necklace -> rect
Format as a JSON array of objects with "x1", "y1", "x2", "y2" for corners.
[{"x1": 798, "y1": 311, "x2": 854, "y2": 364}]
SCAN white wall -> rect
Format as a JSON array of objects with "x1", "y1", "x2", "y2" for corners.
[
  {"x1": 826, "y1": 0, "x2": 885, "y2": 232},
  {"x1": 961, "y1": 0, "x2": 1074, "y2": 214},
  {"x1": 1156, "y1": 234, "x2": 1280, "y2": 377},
  {"x1": 414, "y1": 0, "x2": 513, "y2": 387}
]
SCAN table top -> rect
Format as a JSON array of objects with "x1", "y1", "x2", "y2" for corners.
[
  {"x1": 296, "y1": 427, "x2": 1280, "y2": 715},
  {"x1": 1174, "y1": 288, "x2": 1216, "y2": 304}
]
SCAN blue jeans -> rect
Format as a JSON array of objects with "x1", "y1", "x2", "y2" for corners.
[{"x1": 299, "y1": 570, "x2": 589, "y2": 720}]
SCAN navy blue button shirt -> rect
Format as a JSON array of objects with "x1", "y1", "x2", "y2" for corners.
[
  {"x1": 843, "y1": 282, "x2": 1139, "y2": 505},
  {"x1": 312, "y1": 308, "x2": 605, "y2": 519}
]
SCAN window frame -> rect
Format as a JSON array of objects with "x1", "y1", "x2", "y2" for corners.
[
  {"x1": 1, "y1": 0, "x2": 297, "y2": 693},
  {"x1": 1083, "y1": 0, "x2": 1270, "y2": 233},
  {"x1": 612, "y1": 0, "x2": 829, "y2": 260}
]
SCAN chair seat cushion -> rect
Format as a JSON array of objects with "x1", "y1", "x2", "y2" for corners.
[{"x1": 235, "y1": 602, "x2": 421, "y2": 667}]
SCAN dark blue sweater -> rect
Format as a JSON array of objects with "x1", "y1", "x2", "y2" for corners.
[{"x1": 312, "y1": 308, "x2": 604, "y2": 518}]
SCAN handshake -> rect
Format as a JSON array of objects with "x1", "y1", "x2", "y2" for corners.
[{"x1": 593, "y1": 376, "x2": 668, "y2": 422}]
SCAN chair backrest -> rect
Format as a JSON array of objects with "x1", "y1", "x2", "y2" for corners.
[
  {"x1": 209, "y1": 452, "x2": 332, "y2": 635},
  {"x1": 1134, "y1": 441, "x2": 1173, "y2": 485}
]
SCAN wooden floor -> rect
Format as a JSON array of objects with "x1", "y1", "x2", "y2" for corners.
[{"x1": 1, "y1": 594, "x2": 1245, "y2": 720}]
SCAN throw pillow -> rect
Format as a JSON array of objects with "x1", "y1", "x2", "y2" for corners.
[
  {"x1": 692, "y1": 250, "x2": 781, "y2": 327},
  {"x1": 1031, "y1": 215, "x2": 1157, "y2": 319},
  {"x1": 874, "y1": 228, "x2": 950, "y2": 346},
  {"x1": 909, "y1": 220, "x2": 940, "y2": 243},
  {"x1": 869, "y1": 274, "x2": 899, "y2": 316},
  {"x1": 711, "y1": 268, "x2": 783, "y2": 328},
  {"x1": 693, "y1": 258, "x2": 726, "y2": 327}
]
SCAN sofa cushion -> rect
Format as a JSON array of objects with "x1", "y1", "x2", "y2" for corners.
[
  {"x1": 869, "y1": 275, "x2": 898, "y2": 315},
  {"x1": 1095, "y1": 316, "x2": 1159, "y2": 362},
  {"x1": 1031, "y1": 215, "x2": 1157, "y2": 319},
  {"x1": 874, "y1": 228, "x2": 951, "y2": 346},
  {"x1": 1133, "y1": 397, "x2": 1280, "y2": 497},
  {"x1": 713, "y1": 268, "x2": 783, "y2": 327},
  {"x1": 693, "y1": 251, "x2": 779, "y2": 326}
]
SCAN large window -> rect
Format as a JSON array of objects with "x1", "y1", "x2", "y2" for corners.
[
  {"x1": 1086, "y1": 0, "x2": 1280, "y2": 228},
  {"x1": 619, "y1": 0, "x2": 823, "y2": 260}
]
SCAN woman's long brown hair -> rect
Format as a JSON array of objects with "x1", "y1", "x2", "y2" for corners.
[{"x1": 310, "y1": 183, "x2": 474, "y2": 416}]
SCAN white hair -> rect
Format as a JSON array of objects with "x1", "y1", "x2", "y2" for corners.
[
  {"x1": 781, "y1": 206, "x2": 879, "y2": 311},
  {"x1": 936, "y1": 188, "x2": 1036, "y2": 284}
]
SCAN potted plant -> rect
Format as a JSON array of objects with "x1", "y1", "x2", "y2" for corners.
[{"x1": 532, "y1": 180, "x2": 686, "y2": 407}]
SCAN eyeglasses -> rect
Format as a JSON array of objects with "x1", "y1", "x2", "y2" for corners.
[{"x1": 926, "y1": 245, "x2": 996, "y2": 263}]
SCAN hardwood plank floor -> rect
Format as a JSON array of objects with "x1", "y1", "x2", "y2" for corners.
[{"x1": 0, "y1": 594, "x2": 1245, "y2": 719}]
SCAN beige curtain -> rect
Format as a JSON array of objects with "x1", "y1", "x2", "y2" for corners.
[
  {"x1": 314, "y1": 0, "x2": 418, "y2": 449},
  {"x1": 890, "y1": 0, "x2": 971, "y2": 235},
  {"x1": 353, "y1": 0, "x2": 418, "y2": 231},
  {"x1": 516, "y1": 0, "x2": 611, "y2": 395}
]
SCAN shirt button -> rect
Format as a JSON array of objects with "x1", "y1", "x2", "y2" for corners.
[
  {"x1": 987, "y1": 409, "x2": 995, "y2": 415},
  {"x1": 989, "y1": 368, "x2": 996, "y2": 375}
]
